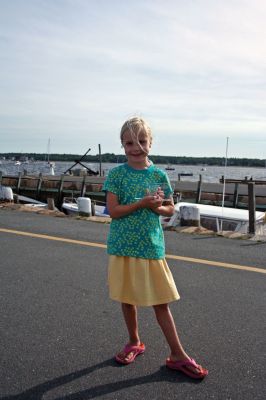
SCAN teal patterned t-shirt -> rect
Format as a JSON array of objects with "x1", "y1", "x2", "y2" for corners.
[{"x1": 103, "y1": 163, "x2": 173, "y2": 259}]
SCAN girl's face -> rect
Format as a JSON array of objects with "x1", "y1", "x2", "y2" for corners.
[{"x1": 122, "y1": 129, "x2": 151, "y2": 167}]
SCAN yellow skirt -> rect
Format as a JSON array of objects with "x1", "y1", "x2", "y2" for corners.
[{"x1": 108, "y1": 255, "x2": 180, "y2": 306}]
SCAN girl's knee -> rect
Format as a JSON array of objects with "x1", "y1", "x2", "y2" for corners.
[
  {"x1": 122, "y1": 302, "x2": 136, "y2": 310},
  {"x1": 153, "y1": 303, "x2": 169, "y2": 314}
]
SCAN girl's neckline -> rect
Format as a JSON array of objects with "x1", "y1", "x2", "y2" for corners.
[{"x1": 125, "y1": 161, "x2": 153, "y2": 172}]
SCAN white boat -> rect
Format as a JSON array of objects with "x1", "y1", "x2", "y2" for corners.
[
  {"x1": 62, "y1": 198, "x2": 109, "y2": 217},
  {"x1": 47, "y1": 162, "x2": 55, "y2": 175},
  {"x1": 17, "y1": 195, "x2": 48, "y2": 209},
  {"x1": 164, "y1": 202, "x2": 265, "y2": 233},
  {"x1": 0, "y1": 187, "x2": 48, "y2": 208},
  {"x1": 45, "y1": 138, "x2": 55, "y2": 174},
  {"x1": 0, "y1": 186, "x2": 13, "y2": 201}
]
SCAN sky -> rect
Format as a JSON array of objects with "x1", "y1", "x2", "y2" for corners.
[{"x1": 0, "y1": 0, "x2": 266, "y2": 159}]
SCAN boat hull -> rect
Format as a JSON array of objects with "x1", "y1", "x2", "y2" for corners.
[{"x1": 165, "y1": 202, "x2": 265, "y2": 233}]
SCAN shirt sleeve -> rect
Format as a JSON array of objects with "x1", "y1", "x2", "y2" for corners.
[{"x1": 102, "y1": 167, "x2": 121, "y2": 195}]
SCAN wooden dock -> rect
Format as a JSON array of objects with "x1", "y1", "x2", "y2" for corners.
[
  {"x1": 0, "y1": 172, "x2": 106, "y2": 208},
  {"x1": 1, "y1": 172, "x2": 266, "y2": 211},
  {"x1": 174, "y1": 179, "x2": 266, "y2": 211}
]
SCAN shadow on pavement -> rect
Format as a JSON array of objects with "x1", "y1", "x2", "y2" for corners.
[
  {"x1": 1, "y1": 358, "x2": 201, "y2": 400},
  {"x1": 240, "y1": 241, "x2": 266, "y2": 247},
  {"x1": 190, "y1": 236, "x2": 218, "y2": 240}
]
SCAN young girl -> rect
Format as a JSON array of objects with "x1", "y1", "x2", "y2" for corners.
[{"x1": 103, "y1": 116, "x2": 208, "y2": 379}]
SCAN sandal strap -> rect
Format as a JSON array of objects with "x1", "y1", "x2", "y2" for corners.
[{"x1": 124, "y1": 343, "x2": 144, "y2": 353}]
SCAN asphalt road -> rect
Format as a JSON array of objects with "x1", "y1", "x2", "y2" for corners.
[{"x1": 0, "y1": 209, "x2": 265, "y2": 400}]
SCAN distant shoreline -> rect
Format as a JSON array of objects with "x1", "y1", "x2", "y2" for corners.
[{"x1": 1, "y1": 153, "x2": 266, "y2": 168}]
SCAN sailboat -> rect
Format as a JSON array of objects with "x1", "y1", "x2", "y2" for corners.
[{"x1": 46, "y1": 138, "x2": 55, "y2": 175}]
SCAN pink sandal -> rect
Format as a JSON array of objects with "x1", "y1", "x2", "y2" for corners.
[
  {"x1": 115, "y1": 343, "x2": 145, "y2": 365},
  {"x1": 166, "y1": 357, "x2": 208, "y2": 379}
]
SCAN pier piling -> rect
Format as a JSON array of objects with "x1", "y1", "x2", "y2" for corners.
[{"x1": 248, "y1": 183, "x2": 256, "y2": 234}]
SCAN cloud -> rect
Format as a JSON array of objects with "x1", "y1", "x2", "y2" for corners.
[{"x1": 0, "y1": 0, "x2": 265, "y2": 157}]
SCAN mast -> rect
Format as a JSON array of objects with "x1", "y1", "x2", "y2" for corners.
[
  {"x1": 220, "y1": 137, "x2": 229, "y2": 231},
  {"x1": 98, "y1": 144, "x2": 102, "y2": 176},
  {"x1": 47, "y1": 138, "x2": 51, "y2": 163}
]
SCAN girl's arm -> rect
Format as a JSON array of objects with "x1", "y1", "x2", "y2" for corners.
[
  {"x1": 151, "y1": 197, "x2": 175, "y2": 217},
  {"x1": 107, "y1": 191, "x2": 164, "y2": 219}
]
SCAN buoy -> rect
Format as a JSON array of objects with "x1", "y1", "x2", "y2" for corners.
[
  {"x1": 77, "y1": 197, "x2": 91, "y2": 217},
  {"x1": 0, "y1": 186, "x2": 14, "y2": 202}
]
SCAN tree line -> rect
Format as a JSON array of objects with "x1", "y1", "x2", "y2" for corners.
[{"x1": 0, "y1": 152, "x2": 265, "y2": 167}]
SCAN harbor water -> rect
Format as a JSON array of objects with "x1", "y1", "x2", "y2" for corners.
[{"x1": 1, "y1": 160, "x2": 266, "y2": 183}]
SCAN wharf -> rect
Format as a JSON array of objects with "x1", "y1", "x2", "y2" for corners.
[
  {"x1": 0, "y1": 172, "x2": 106, "y2": 207},
  {"x1": 1, "y1": 172, "x2": 266, "y2": 211},
  {"x1": 174, "y1": 179, "x2": 266, "y2": 210}
]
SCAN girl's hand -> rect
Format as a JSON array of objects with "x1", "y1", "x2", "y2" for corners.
[
  {"x1": 139, "y1": 194, "x2": 163, "y2": 209},
  {"x1": 107, "y1": 191, "x2": 162, "y2": 219},
  {"x1": 106, "y1": 190, "x2": 172, "y2": 219},
  {"x1": 147, "y1": 186, "x2": 165, "y2": 199},
  {"x1": 156, "y1": 187, "x2": 165, "y2": 200}
]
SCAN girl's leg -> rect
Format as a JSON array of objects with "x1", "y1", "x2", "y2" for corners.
[
  {"x1": 121, "y1": 303, "x2": 140, "y2": 345},
  {"x1": 116, "y1": 303, "x2": 143, "y2": 363},
  {"x1": 153, "y1": 303, "x2": 188, "y2": 360},
  {"x1": 153, "y1": 304, "x2": 207, "y2": 377}
]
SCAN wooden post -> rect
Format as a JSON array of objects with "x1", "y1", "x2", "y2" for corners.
[
  {"x1": 196, "y1": 174, "x2": 202, "y2": 203},
  {"x1": 248, "y1": 182, "x2": 256, "y2": 234},
  {"x1": 91, "y1": 200, "x2": 95, "y2": 216},
  {"x1": 98, "y1": 144, "x2": 102, "y2": 177},
  {"x1": 233, "y1": 183, "x2": 239, "y2": 208},
  {"x1": 57, "y1": 174, "x2": 65, "y2": 208},
  {"x1": 17, "y1": 172, "x2": 22, "y2": 193},
  {"x1": 0, "y1": 171, "x2": 2, "y2": 185},
  {"x1": 80, "y1": 175, "x2": 86, "y2": 197},
  {"x1": 37, "y1": 173, "x2": 43, "y2": 200},
  {"x1": 47, "y1": 198, "x2": 55, "y2": 210}
]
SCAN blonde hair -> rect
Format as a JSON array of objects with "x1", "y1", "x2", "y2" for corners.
[{"x1": 120, "y1": 116, "x2": 153, "y2": 144}]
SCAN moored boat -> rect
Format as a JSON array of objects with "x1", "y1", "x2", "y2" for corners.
[
  {"x1": 62, "y1": 197, "x2": 109, "y2": 217},
  {"x1": 164, "y1": 202, "x2": 265, "y2": 233},
  {"x1": 165, "y1": 164, "x2": 175, "y2": 171}
]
